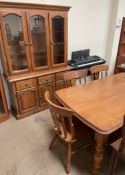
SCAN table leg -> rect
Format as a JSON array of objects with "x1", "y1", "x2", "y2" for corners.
[{"x1": 92, "y1": 132, "x2": 109, "y2": 175}]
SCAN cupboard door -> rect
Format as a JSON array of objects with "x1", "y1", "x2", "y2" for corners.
[
  {"x1": 49, "y1": 11, "x2": 67, "y2": 67},
  {"x1": 17, "y1": 87, "x2": 39, "y2": 114},
  {"x1": 26, "y1": 11, "x2": 50, "y2": 71},
  {"x1": 0, "y1": 10, "x2": 31, "y2": 75},
  {"x1": 39, "y1": 82, "x2": 55, "y2": 106}
]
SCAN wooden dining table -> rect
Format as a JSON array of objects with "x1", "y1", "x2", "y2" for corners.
[{"x1": 55, "y1": 73, "x2": 125, "y2": 175}]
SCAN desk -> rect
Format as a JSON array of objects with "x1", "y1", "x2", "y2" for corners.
[{"x1": 55, "y1": 73, "x2": 125, "y2": 175}]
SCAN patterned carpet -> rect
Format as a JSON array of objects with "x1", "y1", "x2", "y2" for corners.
[{"x1": 0, "y1": 109, "x2": 125, "y2": 175}]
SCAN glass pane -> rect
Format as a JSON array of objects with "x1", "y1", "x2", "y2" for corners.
[
  {"x1": 0, "y1": 92, "x2": 4, "y2": 115},
  {"x1": 53, "y1": 44, "x2": 64, "y2": 64},
  {"x1": 29, "y1": 15, "x2": 47, "y2": 68},
  {"x1": 4, "y1": 14, "x2": 28, "y2": 71},
  {"x1": 52, "y1": 16, "x2": 64, "y2": 64}
]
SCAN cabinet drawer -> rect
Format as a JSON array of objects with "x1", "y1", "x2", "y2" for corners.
[
  {"x1": 38, "y1": 74, "x2": 55, "y2": 85},
  {"x1": 16, "y1": 78, "x2": 37, "y2": 90},
  {"x1": 56, "y1": 71, "x2": 69, "y2": 81}
]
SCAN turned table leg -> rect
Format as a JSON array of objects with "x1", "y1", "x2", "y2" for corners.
[{"x1": 92, "y1": 132, "x2": 109, "y2": 175}]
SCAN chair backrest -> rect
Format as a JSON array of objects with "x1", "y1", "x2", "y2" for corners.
[
  {"x1": 119, "y1": 115, "x2": 125, "y2": 152},
  {"x1": 90, "y1": 64, "x2": 109, "y2": 80},
  {"x1": 63, "y1": 70, "x2": 87, "y2": 88},
  {"x1": 45, "y1": 91, "x2": 76, "y2": 141}
]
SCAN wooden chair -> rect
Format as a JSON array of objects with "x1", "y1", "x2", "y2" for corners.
[
  {"x1": 63, "y1": 70, "x2": 87, "y2": 88},
  {"x1": 90, "y1": 64, "x2": 109, "y2": 80},
  {"x1": 109, "y1": 115, "x2": 125, "y2": 175},
  {"x1": 45, "y1": 90, "x2": 93, "y2": 174}
]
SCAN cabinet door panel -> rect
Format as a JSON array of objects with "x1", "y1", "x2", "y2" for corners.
[
  {"x1": 17, "y1": 87, "x2": 39, "y2": 114},
  {"x1": 49, "y1": 11, "x2": 67, "y2": 67},
  {"x1": 26, "y1": 11, "x2": 50, "y2": 71},
  {"x1": 0, "y1": 10, "x2": 31, "y2": 75},
  {"x1": 39, "y1": 82, "x2": 55, "y2": 106}
]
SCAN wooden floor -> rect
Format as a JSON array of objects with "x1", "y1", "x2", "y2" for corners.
[{"x1": 0, "y1": 110, "x2": 125, "y2": 175}]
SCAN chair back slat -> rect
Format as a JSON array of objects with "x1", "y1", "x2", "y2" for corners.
[
  {"x1": 63, "y1": 70, "x2": 87, "y2": 88},
  {"x1": 45, "y1": 91, "x2": 76, "y2": 140},
  {"x1": 90, "y1": 64, "x2": 109, "y2": 80},
  {"x1": 119, "y1": 115, "x2": 125, "y2": 152}
]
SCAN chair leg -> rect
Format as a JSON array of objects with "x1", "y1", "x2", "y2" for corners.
[
  {"x1": 108, "y1": 149, "x2": 119, "y2": 175},
  {"x1": 66, "y1": 143, "x2": 72, "y2": 174},
  {"x1": 49, "y1": 134, "x2": 57, "y2": 150}
]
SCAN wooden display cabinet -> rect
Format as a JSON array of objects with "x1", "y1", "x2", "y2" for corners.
[
  {"x1": 0, "y1": 2, "x2": 71, "y2": 119},
  {"x1": 115, "y1": 17, "x2": 125, "y2": 73},
  {"x1": 0, "y1": 74, "x2": 9, "y2": 123}
]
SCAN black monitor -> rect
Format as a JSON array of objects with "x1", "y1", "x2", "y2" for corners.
[{"x1": 71, "y1": 49, "x2": 90, "y2": 63}]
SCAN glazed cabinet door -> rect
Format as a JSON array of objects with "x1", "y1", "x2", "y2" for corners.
[
  {"x1": 49, "y1": 11, "x2": 68, "y2": 67},
  {"x1": 17, "y1": 87, "x2": 39, "y2": 114},
  {"x1": 39, "y1": 82, "x2": 55, "y2": 106},
  {"x1": 0, "y1": 10, "x2": 31, "y2": 75},
  {"x1": 26, "y1": 11, "x2": 50, "y2": 71}
]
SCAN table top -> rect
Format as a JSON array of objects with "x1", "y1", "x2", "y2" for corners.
[{"x1": 55, "y1": 73, "x2": 125, "y2": 135}]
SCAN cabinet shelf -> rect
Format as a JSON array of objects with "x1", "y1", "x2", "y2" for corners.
[
  {"x1": 120, "y1": 42, "x2": 125, "y2": 44},
  {"x1": 10, "y1": 52, "x2": 25, "y2": 57},
  {"x1": 32, "y1": 31, "x2": 45, "y2": 34},
  {"x1": 55, "y1": 42, "x2": 64, "y2": 44}
]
